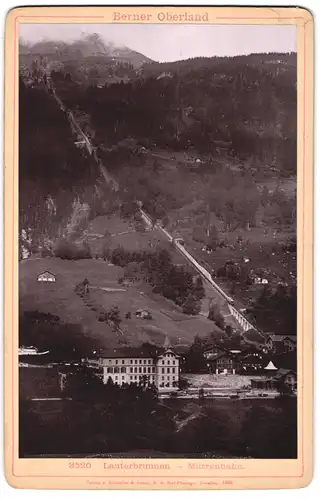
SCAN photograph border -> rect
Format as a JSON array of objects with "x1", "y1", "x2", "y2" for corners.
[{"x1": 4, "y1": 5, "x2": 314, "y2": 490}]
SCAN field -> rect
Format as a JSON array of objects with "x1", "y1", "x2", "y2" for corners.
[
  {"x1": 20, "y1": 256, "x2": 219, "y2": 349},
  {"x1": 86, "y1": 214, "x2": 158, "y2": 253},
  {"x1": 90, "y1": 285, "x2": 221, "y2": 346},
  {"x1": 85, "y1": 214, "x2": 190, "y2": 268},
  {"x1": 20, "y1": 257, "x2": 123, "y2": 347}
]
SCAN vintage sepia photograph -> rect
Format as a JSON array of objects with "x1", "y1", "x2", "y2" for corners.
[{"x1": 18, "y1": 21, "x2": 298, "y2": 460}]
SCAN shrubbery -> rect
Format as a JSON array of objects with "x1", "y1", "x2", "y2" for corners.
[{"x1": 208, "y1": 302, "x2": 225, "y2": 329}]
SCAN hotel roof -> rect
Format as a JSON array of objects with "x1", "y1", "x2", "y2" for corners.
[{"x1": 97, "y1": 346, "x2": 179, "y2": 359}]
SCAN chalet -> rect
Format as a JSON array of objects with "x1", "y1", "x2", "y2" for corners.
[
  {"x1": 250, "y1": 369, "x2": 297, "y2": 392},
  {"x1": 238, "y1": 350, "x2": 267, "y2": 374},
  {"x1": 253, "y1": 276, "x2": 269, "y2": 285},
  {"x1": 136, "y1": 309, "x2": 152, "y2": 320},
  {"x1": 265, "y1": 335, "x2": 297, "y2": 353},
  {"x1": 273, "y1": 368, "x2": 297, "y2": 391},
  {"x1": 206, "y1": 352, "x2": 239, "y2": 375},
  {"x1": 37, "y1": 271, "x2": 56, "y2": 283},
  {"x1": 84, "y1": 346, "x2": 180, "y2": 392},
  {"x1": 203, "y1": 345, "x2": 227, "y2": 360}
]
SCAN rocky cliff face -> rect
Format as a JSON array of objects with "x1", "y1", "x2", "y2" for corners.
[{"x1": 19, "y1": 79, "x2": 100, "y2": 259}]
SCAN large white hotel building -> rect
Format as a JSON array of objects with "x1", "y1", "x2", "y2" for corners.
[{"x1": 86, "y1": 346, "x2": 180, "y2": 392}]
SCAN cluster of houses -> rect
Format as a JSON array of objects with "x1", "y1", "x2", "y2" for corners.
[
  {"x1": 202, "y1": 336, "x2": 296, "y2": 376},
  {"x1": 200, "y1": 336, "x2": 297, "y2": 393},
  {"x1": 265, "y1": 334, "x2": 297, "y2": 353},
  {"x1": 80, "y1": 342, "x2": 296, "y2": 396}
]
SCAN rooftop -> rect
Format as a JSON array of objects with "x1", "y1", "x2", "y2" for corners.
[
  {"x1": 96, "y1": 346, "x2": 179, "y2": 359},
  {"x1": 268, "y1": 335, "x2": 297, "y2": 342}
]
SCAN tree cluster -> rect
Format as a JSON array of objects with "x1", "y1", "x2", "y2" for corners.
[
  {"x1": 112, "y1": 246, "x2": 204, "y2": 314},
  {"x1": 19, "y1": 79, "x2": 98, "y2": 255},
  {"x1": 247, "y1": 283, "x2": 297, "y2": 335},
  {"x1": 54, "y1": 238, "x2": 92, "y2": 260}
]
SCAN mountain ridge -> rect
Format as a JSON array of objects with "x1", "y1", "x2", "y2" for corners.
[{"x1": 19, "y1": 33, "x2": 153, "y2": 68}]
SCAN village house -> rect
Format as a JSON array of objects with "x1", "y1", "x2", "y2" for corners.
[
  {"x1": 37, "y1": 271, "x2": 56, "y2": 283},
  {"x1": 203, "y1": 345, "x2": 227, "y2": 360},
  {"x1": 203, "y1": 342, "x2": 268, "y2": 375},
  {"x1": 84, "y1": 346, "x2": 180, "y2": 392},
  {"x1": 250, "y1": 368, "x2": 297, "y2": 393},
  {"x1": 206, "y1": 352, "x2": 239, "y2": 375},
  {"x1": 136, "y1": 309, "x2": 152, "y2": 320},
  {"x1": 265, "y1": 335, "x2": 297, "y2": 353},
  {"x1": 238, "y1": 349, "x2": 267, "y2": 374}
]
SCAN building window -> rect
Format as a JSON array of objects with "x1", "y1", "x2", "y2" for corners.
[
  {"x1": 143, "y1": 360, "x2": 146, "y2": 365},
  {"x1": 139, "y1": 367, "x2": 142, "y2": 374},
  {"x1": 122, "y1": 360, "x2": 125, "y2": 364},
  {"x1": 122, "y1": 376, "x2": 125, "y2": 380},
  {"x1": 162, "y1": 360, "x2": 165, "y2": 365},
  {"x1": 130, "y1": 376, "x2": 132, "y2": 380},
  {"x1": 134, "y1": 367, "x2": 137, "y2": 373},
  {"x1": 172, "y1": 367, "x2": 175, "y2": 374},
  {"x1": 162, "y1": 376, "x2": 164, "y2": 381},
  {"x1": 134, "y1": 359, "x2": 137, "y2": 364},
  {"x1": 143, "y1": 367, "x2": 146, "y2": 373},
  {"x1": 139, "y1": 360, "x2": 141, "y2": 364},
  {"x1": 152, "y1": 367, "x2": 155, "y2": 373},
  {"x1": 167, "y1": 377, "x2": 170, "y2": 381},
  {"x1": 167, "y1": 368, "x2": 170, "y2": 373},
  {"x1": 114, "y1": 367, "x2": 119, "y2": 373},
  {"x1": 147, "y1": 367, "x2": 151, "y2": 374},
  {"x1": 130, "y1": 360, "x2": 133, "y2": 364},
  {"x1": 115, "y1": 360, "x2": 118, "y2": 365},
  {"x1": 121, "y1": 367, "x2": 126, "y2": 373},
  {"x1": 148, "y1": 359, "x2": 151, "y2": 364},
  {"x1": 168, "y1": 360, "x2": 170, "y2": 365},
  {"x1": 107, "y1": 367, "x2": 113, "y2": 374},
  {"x1": 162, "y1": 368, "x2": 165, "y2": 374},
  {"x1": 130, "y1": 367, "x2": 133, "y2": 373}
]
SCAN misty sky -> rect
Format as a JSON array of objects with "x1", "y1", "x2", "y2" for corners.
[{"x1": 19, "y1": 24, "x2": 296, "y2": 62}]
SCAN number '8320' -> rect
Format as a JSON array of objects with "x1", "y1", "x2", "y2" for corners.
[{"x1": 69, "y1": 462, "x2": 91, "y2": 469}]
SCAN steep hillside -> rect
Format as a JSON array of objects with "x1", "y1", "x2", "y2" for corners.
[
  {"x1": 57, "y1": 51, "x2": 296, "y2": 177},
  {"x1": 19, "y1": 257, "x2": 219, "y2": 350},
  {"x1": 47, "y1": 51, "x2": 296, "y2": 324},
  {"x1": 19, "y1": 49, "x2": 297, "y2": 335},
  {"x1": 18, "y1": 78, "x2": 106, "y2": 256}
]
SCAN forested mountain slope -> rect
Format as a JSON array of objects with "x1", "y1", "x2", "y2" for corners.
[
  {"x1": 55, "y1": 51, "x2": 296, "y2": 177},
  {"x1": 19, "y1": 79, "x2": 101, "y2": 256}
]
